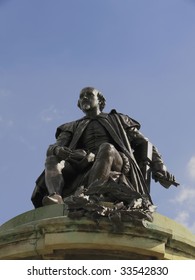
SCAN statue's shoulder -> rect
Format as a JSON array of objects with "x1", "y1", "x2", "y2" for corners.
[
  {"x1": 109, "y1": 109, "x2": 141, "y2": 129},
  {"x1": 55, "y1": 120, "x2": 79, "y2": 138}
]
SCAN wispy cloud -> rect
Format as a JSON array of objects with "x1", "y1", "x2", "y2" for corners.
[
  {"x1": 187, "y1": 156, "x2": 195, "y2": 180},
  {"x1": 173, "y1": 185, "x2": 195, "y2": 205},
  {"x1": 40, "y1": 106, "x2": 64, "y2": 123},
  {"x1": 170, "y1": 156, "x2": 195, "y2": 233},
  {"x1": 175, "y1": 209, "x2": 195, "y2": 234}
]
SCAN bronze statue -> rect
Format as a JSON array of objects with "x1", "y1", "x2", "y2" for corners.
[{"x1": 32, "y1": 87, "x2": 178, "y2": 222}]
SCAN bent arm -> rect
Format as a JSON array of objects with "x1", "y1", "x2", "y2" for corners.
[
  {"x1": 47, "y1": 130, "x2": 87, "y2": 161},
  {"x1": 46, "y1": 131, "x2": 72, "y2": 159}
]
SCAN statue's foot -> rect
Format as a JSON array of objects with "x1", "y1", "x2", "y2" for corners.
[{"x1": 42, "y1": 193, "x2": 64, "y2": 206}]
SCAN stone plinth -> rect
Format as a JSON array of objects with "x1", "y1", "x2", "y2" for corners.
[{"x1": 0, "y1": 205, "x2": 195, "y2": 260}]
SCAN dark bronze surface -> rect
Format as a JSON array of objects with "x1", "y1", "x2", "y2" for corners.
[{"x1": 32, "y1": 87, "x2": 179, "y2": 223}]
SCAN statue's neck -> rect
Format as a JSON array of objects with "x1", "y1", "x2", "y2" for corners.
[{"x1": 85, "y1": 108, "x2": 101, "y2": 118}]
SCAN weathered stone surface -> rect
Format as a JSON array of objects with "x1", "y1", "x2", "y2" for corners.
[{"x1": 0, "y1": 205, "x2": 195, "y2": 260}]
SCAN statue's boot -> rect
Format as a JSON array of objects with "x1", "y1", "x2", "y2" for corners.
[{"x1": 42, "y1": 193, "x2": 64, "y2": 206}]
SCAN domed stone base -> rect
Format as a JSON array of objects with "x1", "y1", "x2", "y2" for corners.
[{"x1": 0, "y1": 205, "x2": 195, "y2": 260}]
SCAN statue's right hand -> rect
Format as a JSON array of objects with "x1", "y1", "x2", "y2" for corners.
[{"x1": 153, "y1": 170, "x2": 179, "y2": 188}]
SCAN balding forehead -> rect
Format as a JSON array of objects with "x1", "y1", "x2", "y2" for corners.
[{"x1": 80, "y1": 87, "x2": 99, "y2": 94}]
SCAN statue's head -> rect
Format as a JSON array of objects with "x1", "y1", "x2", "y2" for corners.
[{"x1": 77, "y1": 87, "x2": 106, "y2": 112}]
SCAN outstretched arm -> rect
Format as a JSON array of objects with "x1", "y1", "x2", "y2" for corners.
[
  {"x1": 151, "y1": 145, "x2": 179, "y2": 188},
  {"x1": 127, "y1": 127, "x2": 179, "y2": 188}
]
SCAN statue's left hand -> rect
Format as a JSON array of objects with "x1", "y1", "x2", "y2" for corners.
[{"x1": 153, "y1": 170, "x2": 179, "y2": 188}]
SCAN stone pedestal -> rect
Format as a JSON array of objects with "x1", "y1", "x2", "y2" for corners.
[{"x1": 0, "y1": 205, "x2": 195, "y2": 259}]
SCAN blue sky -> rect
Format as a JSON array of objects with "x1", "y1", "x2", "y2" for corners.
[{"x1": 0, "y1": 0, "x2": 195, "y2": 233}]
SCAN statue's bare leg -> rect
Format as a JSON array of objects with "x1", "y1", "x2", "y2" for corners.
[
  {"x1": 43, "y1": 155, "x2": 65, "y2": 205},
  {"x1": 88, "y1": 143, "x2": 123, "y2": 185}
]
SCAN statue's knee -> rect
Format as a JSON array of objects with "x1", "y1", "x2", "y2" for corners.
[
  {"x1": 45, "y1": 156, "x2": 65, "y2": 176},
  {"x1": 45, "y1": 155, "x2": 59, "y2": 169},
  {"x1": 98, "y1": 143, "x2": 115, "y2": 157}
]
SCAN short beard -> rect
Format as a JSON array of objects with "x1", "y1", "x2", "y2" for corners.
[{"x1": 82, "y1": 104, "x2": 91, "y2": 110}]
